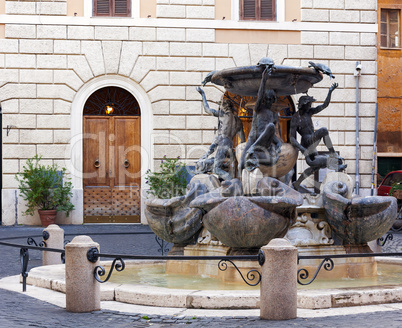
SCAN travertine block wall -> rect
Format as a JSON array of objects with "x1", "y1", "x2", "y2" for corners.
[
  {"x1": 5, "y1": 0, "x2": 67, "y2": 16},
  {"x1": 298, "y1": 0, "x2": 377, "y2": 191},
  {"x1": 0, "y1": 0, "x2": 378, "y2": 224},
  {"x1": 156, "y1": 0, "x2": 215, "y2": 19}
]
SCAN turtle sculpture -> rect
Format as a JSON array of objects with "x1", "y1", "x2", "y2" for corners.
[
  {"x1": 257, "y1": 57, "x2": 275, "y2": 68},
  {"x1": 308, "y1": 61, "x2": 335, "y2": 79},
  {"x1": 201, "y1": 70, "x2": 218, "y2": 86}
]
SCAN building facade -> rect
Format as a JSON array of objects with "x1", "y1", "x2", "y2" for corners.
[
  {"x1": 0, "y1": 0, "x2": 377, "y2": 225},
  {"x1": 377, "y1": 0, "x2": 402, "y2": 178}
]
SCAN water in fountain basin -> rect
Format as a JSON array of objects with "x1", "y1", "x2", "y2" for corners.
[{"x1": 107, "y1": 262, "x2": 401, "y2": 291}]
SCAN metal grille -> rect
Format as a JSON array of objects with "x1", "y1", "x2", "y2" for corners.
[
  {"x1": 84, "y1": 187, "x2": 141, "y2": 217},
  {"x1": 84, "y1": 188, "x2": 113, "y2": 216},
  {"x1": 83, "y1": 86, "x2": 140, "y2": 116},
  {"x1": 113, "y1": 188, "x2": 141, "y2": 216}
]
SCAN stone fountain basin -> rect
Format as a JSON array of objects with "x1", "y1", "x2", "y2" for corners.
[
  {"x1": 22, "y1": 258, "x2": 402, "y2": 309},
  {"x1": 145, "y1": 182, "x2": 206, "y2": 245},
  {"x1": 191, "y1": 195, "x2": 302, "y2": 249},
  {"x1": 145, "y1": 197, "x2": 202, "y2": 245},
  {"x1": 323, "y1": 181, "x2": 398, "y2": 245},
  {"x1": 211, "y1": 65, "x2": 323, "y2": 96}
]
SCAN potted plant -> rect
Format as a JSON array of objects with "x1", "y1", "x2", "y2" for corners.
[
  {"x1": 15, "y1": 155, "x2": 75, "y2": 227},
  {"x1": 144, "y1": 156, "x2": 206, "y2": 253},
  {"x1": 145, "y1": 156, "x2": 188, "y2": 200}
]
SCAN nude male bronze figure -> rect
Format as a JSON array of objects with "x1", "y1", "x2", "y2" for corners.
[
  {"x1": 238, "y1": 66, "x2": 281, "y2": 174},
  {"x1": 290, "y1": 82, "x2": 346, "y2": 191},
  {"x1": 196, "y1": 87, "x2": 245, "y2": 181}
]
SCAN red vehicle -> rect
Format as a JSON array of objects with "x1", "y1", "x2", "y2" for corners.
[
  {"x1": 377, "y1": 170, "x2": 402, "y2": 228},
  {"x1": 377, "y1": 170, "x2": 402, "y2": 196}
]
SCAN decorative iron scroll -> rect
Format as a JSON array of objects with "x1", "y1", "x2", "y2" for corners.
[
  {"x1": 155, "y1": 236, "x2": 170, "y2": 256},
  {"x1": 27, "y1": 231, "x2": 49, "y2": 248},
  {"x1": 93, "y1": 258, "x2": 125, "y2": 283},
  {"x1": 377, "y1": 233, "x2": 393, "y2": 247},
  {"x1": 27, "y1": 237, "x2": 47, "y2": 248},
  {"x1": 297, "y1": 257, "x2": 334, "y2": 285},
  {"x1": 218, "y1": 259, "x2": 262, "y2": 286},
  {"x1": 20, "y1": 248, "x2": 29, "y2": 292}
]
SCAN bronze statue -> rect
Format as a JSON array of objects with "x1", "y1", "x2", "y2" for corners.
[
  {"x1": 238, "y1": 66, "x2": 281, "y2": 173},
  {"x1": 290, "y1": 82, "x2": 346, "y2": 191},
  {"x1": 196, "y1": 87, "x2": 245, "y2": 181}
]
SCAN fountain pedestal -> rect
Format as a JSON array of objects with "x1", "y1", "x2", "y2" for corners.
[{"x1": 166, "y1": 244, "x2": 259, "y2": 284}]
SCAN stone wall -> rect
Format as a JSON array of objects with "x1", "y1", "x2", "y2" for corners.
[
  {"x1": 298, "y1": 0, "x2": 377, "y2": 191},
  {"x1": 156, "y1": 0, "x2": 215, "y2": 19},
  {"x1": 5, "y1": 0, "x2": 67, "y2": 16},
  {"x1": 0, "y1": 0, "x2": 378, "y2": 224}
]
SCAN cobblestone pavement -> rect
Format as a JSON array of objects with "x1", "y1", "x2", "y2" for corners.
[
  {"x1": 0, "y1": 224, "x2": 401, "y2": 327},
  {"x1": 0, "y1": 288, "x2": 401, "y2": 328}
]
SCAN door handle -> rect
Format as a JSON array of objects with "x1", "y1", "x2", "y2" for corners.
[
  {"x1": 124, "y1": 159, "x2": 130, "y2": 168},
  {"x1": 94, "y1": 159, "x2": 100, "y2": 168}
]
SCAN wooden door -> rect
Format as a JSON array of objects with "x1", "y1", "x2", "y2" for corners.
[{"x1": 83, "y1": 116, "x2": 141, "y2": 223}]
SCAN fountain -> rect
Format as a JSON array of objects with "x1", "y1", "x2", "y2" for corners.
[
  {"x1": 145, "y1": 58, "x2": 398, "y2": 283},
  {"x1": 22, "y1": 58, "x2": 401, "y2": 311}
]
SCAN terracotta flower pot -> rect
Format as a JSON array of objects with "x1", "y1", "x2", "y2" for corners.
[{"x1": 38, "y1": 209, "x2": 57, "y2": 227}]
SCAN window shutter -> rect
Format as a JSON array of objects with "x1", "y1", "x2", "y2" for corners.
[
  {"x1": 242, "y1": 0, "x2": 256, "y2": 20},
  {"x1": 261, "y1": 0, "x2": 274, "y2": 20},
  {"x1": 114, "y1": 0, "x2": 131, "y2": 17},
  {"x1": 241, "y1": 0, "x2": 275, "y2": 21},
  {"x1": 94, "y1": 0, "x2": 131, "y2": 17},
  {"x1": 94, "y1": 0, "x2": 111, "y2": 16}
]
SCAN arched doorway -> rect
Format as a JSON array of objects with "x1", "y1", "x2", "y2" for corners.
[{"x1": 83, "y1": 86, "x2": 141, "y2": 223}]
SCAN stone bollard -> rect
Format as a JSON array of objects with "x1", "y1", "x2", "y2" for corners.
[
  {"x1": 65, "y1": 236, "x2": 100, "y2": 313},
  {"x1": 260, "y1": 238, "x2": 298, "y2": 320},
  {"x1": 42, "y1": 224, "x2": 64, "y2": 266}
]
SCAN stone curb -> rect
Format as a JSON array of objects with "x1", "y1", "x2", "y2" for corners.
[{"x1": 24, "y1": 259, "x2": 402, "y2": 310}]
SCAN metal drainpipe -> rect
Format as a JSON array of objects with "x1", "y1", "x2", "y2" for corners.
[
  {"x1": 371, "y1": 103, "x2": 378, "y2": 196},
  {"x1": 0, "y1": 104, "x2": 2, "y2": 225},
  {"x1": 354, "y1": 61, "x2": 362, "y2": 195}
]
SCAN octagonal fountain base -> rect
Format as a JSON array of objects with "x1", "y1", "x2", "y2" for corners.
[{"x1": 22, "y1": 257, "x2": 402, "y2": 310}]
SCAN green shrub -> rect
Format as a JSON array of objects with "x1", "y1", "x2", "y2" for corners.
[
  {"x1": 15, "y1": 155, "x2": 75, "y2": 216},
  {"x1": 145, "y1": 156, "x2": 188, "y2": 199},
  {"x1": 390, "y1": 182, "x2": 402, "y2": 196}
]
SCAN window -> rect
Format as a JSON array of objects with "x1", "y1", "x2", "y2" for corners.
[
  {"x1": 382, "y1": 172, "x2": 402, "y2": 187},
  {"x1": 381, "y1": 9, "x2": 400, "y2": 48},
  {"x1": 93, "y1": 0, "x2": 131, "y2": 17},
  {"x1": 240, "y1": 0, "x2": 276, "y2": 21}
]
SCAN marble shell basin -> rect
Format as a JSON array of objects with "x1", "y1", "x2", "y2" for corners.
[
  {"x1": 323, "y1": 181, "x2": 398, "y2": 245},
  {"x1": 190, "y1": 178, "x2": 303, "y2": 248},
  {"x1": 145, "y1": 182, "x2": 206, "y2": 245}
]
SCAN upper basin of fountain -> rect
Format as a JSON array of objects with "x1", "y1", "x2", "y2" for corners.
[{"x1": 211, "y1": 65, "x2": 323, "y2": 96}]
